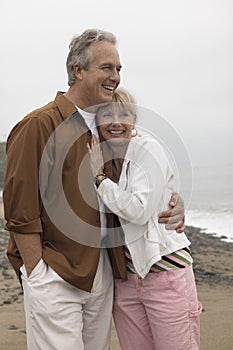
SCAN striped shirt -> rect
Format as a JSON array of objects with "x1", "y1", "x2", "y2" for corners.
[{"x1": 123, "y1": 246, "x2": 193, "y2": 274}]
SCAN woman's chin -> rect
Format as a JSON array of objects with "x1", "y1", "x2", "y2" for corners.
[
  {"x1": 106, "y1": 138, "x2": 130, "y2": 150},
  {"x1": 107, "y1": 137, "x2": 128, "y2": 144}
]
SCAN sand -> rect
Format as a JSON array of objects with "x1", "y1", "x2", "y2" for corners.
[{"x1": 1, "y1": 199, "x2": 233, "y2": 349}]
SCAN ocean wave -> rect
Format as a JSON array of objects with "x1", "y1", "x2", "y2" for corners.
[{"x1": 186, "y1": 208, "x2": 233, "y2": 242}]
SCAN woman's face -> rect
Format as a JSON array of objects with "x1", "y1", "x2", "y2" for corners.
[{"x1": 97, "y1": 104, "x2": 135, "y2": 144}]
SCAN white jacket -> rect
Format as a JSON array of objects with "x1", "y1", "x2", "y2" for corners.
[{"x1": 97, "y1": 135, "x2": 191, "y2": 278}]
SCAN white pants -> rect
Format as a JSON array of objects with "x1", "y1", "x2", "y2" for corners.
[{"x1": 20, "y1": 249, "x2": 113, "y2": 350}]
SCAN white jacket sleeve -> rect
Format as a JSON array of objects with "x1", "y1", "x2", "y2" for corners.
[{"x1": 97, "y1": 137, "x2": 174, "y2": 225}]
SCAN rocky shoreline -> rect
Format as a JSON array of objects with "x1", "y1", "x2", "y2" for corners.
[
  {"x1": 1, "y1": 218, "x2": 233, "y2": 349},
  {"x1": 1, "y1": 218, "x2": 233, "y2": 306},
  {"x1": 0, "y1": 219, "x2": 24, "y2": 307},
  {"x1": 185, "y1": 225, "x2": 233, "y2": 286}
]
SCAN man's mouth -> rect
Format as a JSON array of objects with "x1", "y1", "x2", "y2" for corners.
[{"x1": 103, "y1": 85, "x2": 114, "y2": 92}]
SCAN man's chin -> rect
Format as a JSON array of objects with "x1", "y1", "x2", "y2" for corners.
[{"x1": 101, "y1": 92, "x2": 114, "y2": 102}]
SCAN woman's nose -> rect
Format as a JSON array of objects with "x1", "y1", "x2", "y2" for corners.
[{"x1": 111, "y1": 114, "x2": 121, "y2": 126}]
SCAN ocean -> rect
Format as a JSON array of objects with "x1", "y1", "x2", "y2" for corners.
[
  {"x1": 1, "y1": 163, "x2": 232, "y2": 242},
  {"x1": 185, "y1": 163, "x2": 233, "y2": 242}
]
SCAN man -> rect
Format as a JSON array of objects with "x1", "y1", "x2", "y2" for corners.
[{"x1": 3, "y1": 29, "x2": 185, "y2": 350}]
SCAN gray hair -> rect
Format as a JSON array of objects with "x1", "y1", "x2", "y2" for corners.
[{"x1": 66, "y1": 29, "x2": 117, "y2": 87}]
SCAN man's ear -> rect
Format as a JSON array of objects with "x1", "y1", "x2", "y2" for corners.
[{"x1": 74, "y1": 64, "x2": 83, "y2": 81}]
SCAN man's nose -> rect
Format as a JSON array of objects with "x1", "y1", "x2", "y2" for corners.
[{"x1": 109, "y1": 68, "x2": 120, "y2": 83}]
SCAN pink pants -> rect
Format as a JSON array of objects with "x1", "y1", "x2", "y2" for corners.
[{"x1": 113, "y1": 265, "x2": 202, "y2": 350}]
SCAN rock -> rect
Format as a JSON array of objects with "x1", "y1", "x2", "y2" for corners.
[{"x1": 8, "y1": 325, "x2": 18, "y2": 330}]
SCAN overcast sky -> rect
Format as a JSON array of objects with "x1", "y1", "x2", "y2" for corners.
[{"x1": 1, "y1": 0, "x2": 232, "y2": 167}]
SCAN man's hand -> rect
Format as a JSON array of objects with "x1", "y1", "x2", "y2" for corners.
[{"x1": 158, "y1": 192, "x2": 185, "y2": 233}]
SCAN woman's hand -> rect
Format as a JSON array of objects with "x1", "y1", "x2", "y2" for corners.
[{"x1": 87, "y1": 135, "x2": 105, "y2": 178}]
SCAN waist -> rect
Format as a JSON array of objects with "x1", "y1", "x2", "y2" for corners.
[{"x1": 124, "y1": 246, "x2": 193, "y2": 274}]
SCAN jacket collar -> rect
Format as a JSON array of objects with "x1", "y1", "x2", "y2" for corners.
[
  {"x1": 54, "y1": 91, "x2": 91, "y2": 131},
  {"x1": 54, "y1": 91, "x2": 78, "y2": 121}
]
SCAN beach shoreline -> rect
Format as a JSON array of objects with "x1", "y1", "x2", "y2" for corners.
[{"x1": 1, "y1": 200, "x2": 233, "y2": 349}]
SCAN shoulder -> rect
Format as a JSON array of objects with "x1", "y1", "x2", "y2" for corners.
[
  {"x1": 8, "y1": 92, "x2": 78, "y2": 144},
  {"x1": 129, "y1": 134, "x2": 167, "y2": 156},
  {"x1": 126, "y1": 134, "x2": 171, "y2": 175},
  {"x1": 7, "y1": 99, "x2": 60, "y2": 143},
  {"x1": 6, "y1": 102, "x2": 60, "y2": 153},
  {"x1": 23, "y1": 99, "x2": 60, "y2": 128}
]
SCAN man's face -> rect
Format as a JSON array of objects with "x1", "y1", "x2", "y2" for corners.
[{"x1": 78, "y1": 41, "x2": 122, "y2": 108}]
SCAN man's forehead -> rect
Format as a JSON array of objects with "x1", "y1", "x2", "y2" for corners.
[{"x1": 89, "y1": 41, "x2": 121, "y2": 63}]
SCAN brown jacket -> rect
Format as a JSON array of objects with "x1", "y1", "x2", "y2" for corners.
[{"x1": 3, "y1": 92, "x2": 127, "y2": 292}]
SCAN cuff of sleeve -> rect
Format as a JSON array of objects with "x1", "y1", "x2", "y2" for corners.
[
  {"x1": 97, "y1": 177, "x2": 114, "y2": 192},
  {"x1": 5, "y1": 217, "x2": 43, "y2": 234}
]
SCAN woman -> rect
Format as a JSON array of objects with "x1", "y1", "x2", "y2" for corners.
[{"x1": 87, "y1": 88, "x2": 202, "y2": 350}]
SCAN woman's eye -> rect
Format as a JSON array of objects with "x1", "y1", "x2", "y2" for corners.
[
  {"x1": 102, "y1": 113, "x2": 112, "y2": 118},
  {"x1": 120, "y1": 113, "x2": 129, "y2": 118}
]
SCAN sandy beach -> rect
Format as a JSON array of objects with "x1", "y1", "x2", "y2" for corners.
[{"x1": 1, "y1": 200, "x2": 233, "y2": 349}]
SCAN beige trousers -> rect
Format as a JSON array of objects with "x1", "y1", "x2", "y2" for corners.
[{"x1": 20, "y1": 249, "x2": 113, "y2": 350}]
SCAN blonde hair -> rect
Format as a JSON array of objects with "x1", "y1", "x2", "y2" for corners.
[
  {"x1": 112, "y1": 87, "x2": 137, "y2": 120},
  {"x1": 113, "y1": 87, "x2": 136, "y2": 104},
  {"x1": 96, "y1": 87, "x2": 138, "y2": 126}
]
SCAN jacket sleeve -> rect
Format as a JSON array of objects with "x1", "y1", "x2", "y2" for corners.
[
  {"x1": 3, "y1": 116, "x2": 51, "y2": 234},
  {"x1": 97, "y1": 137, "x2": 174, "y2": 225}
]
